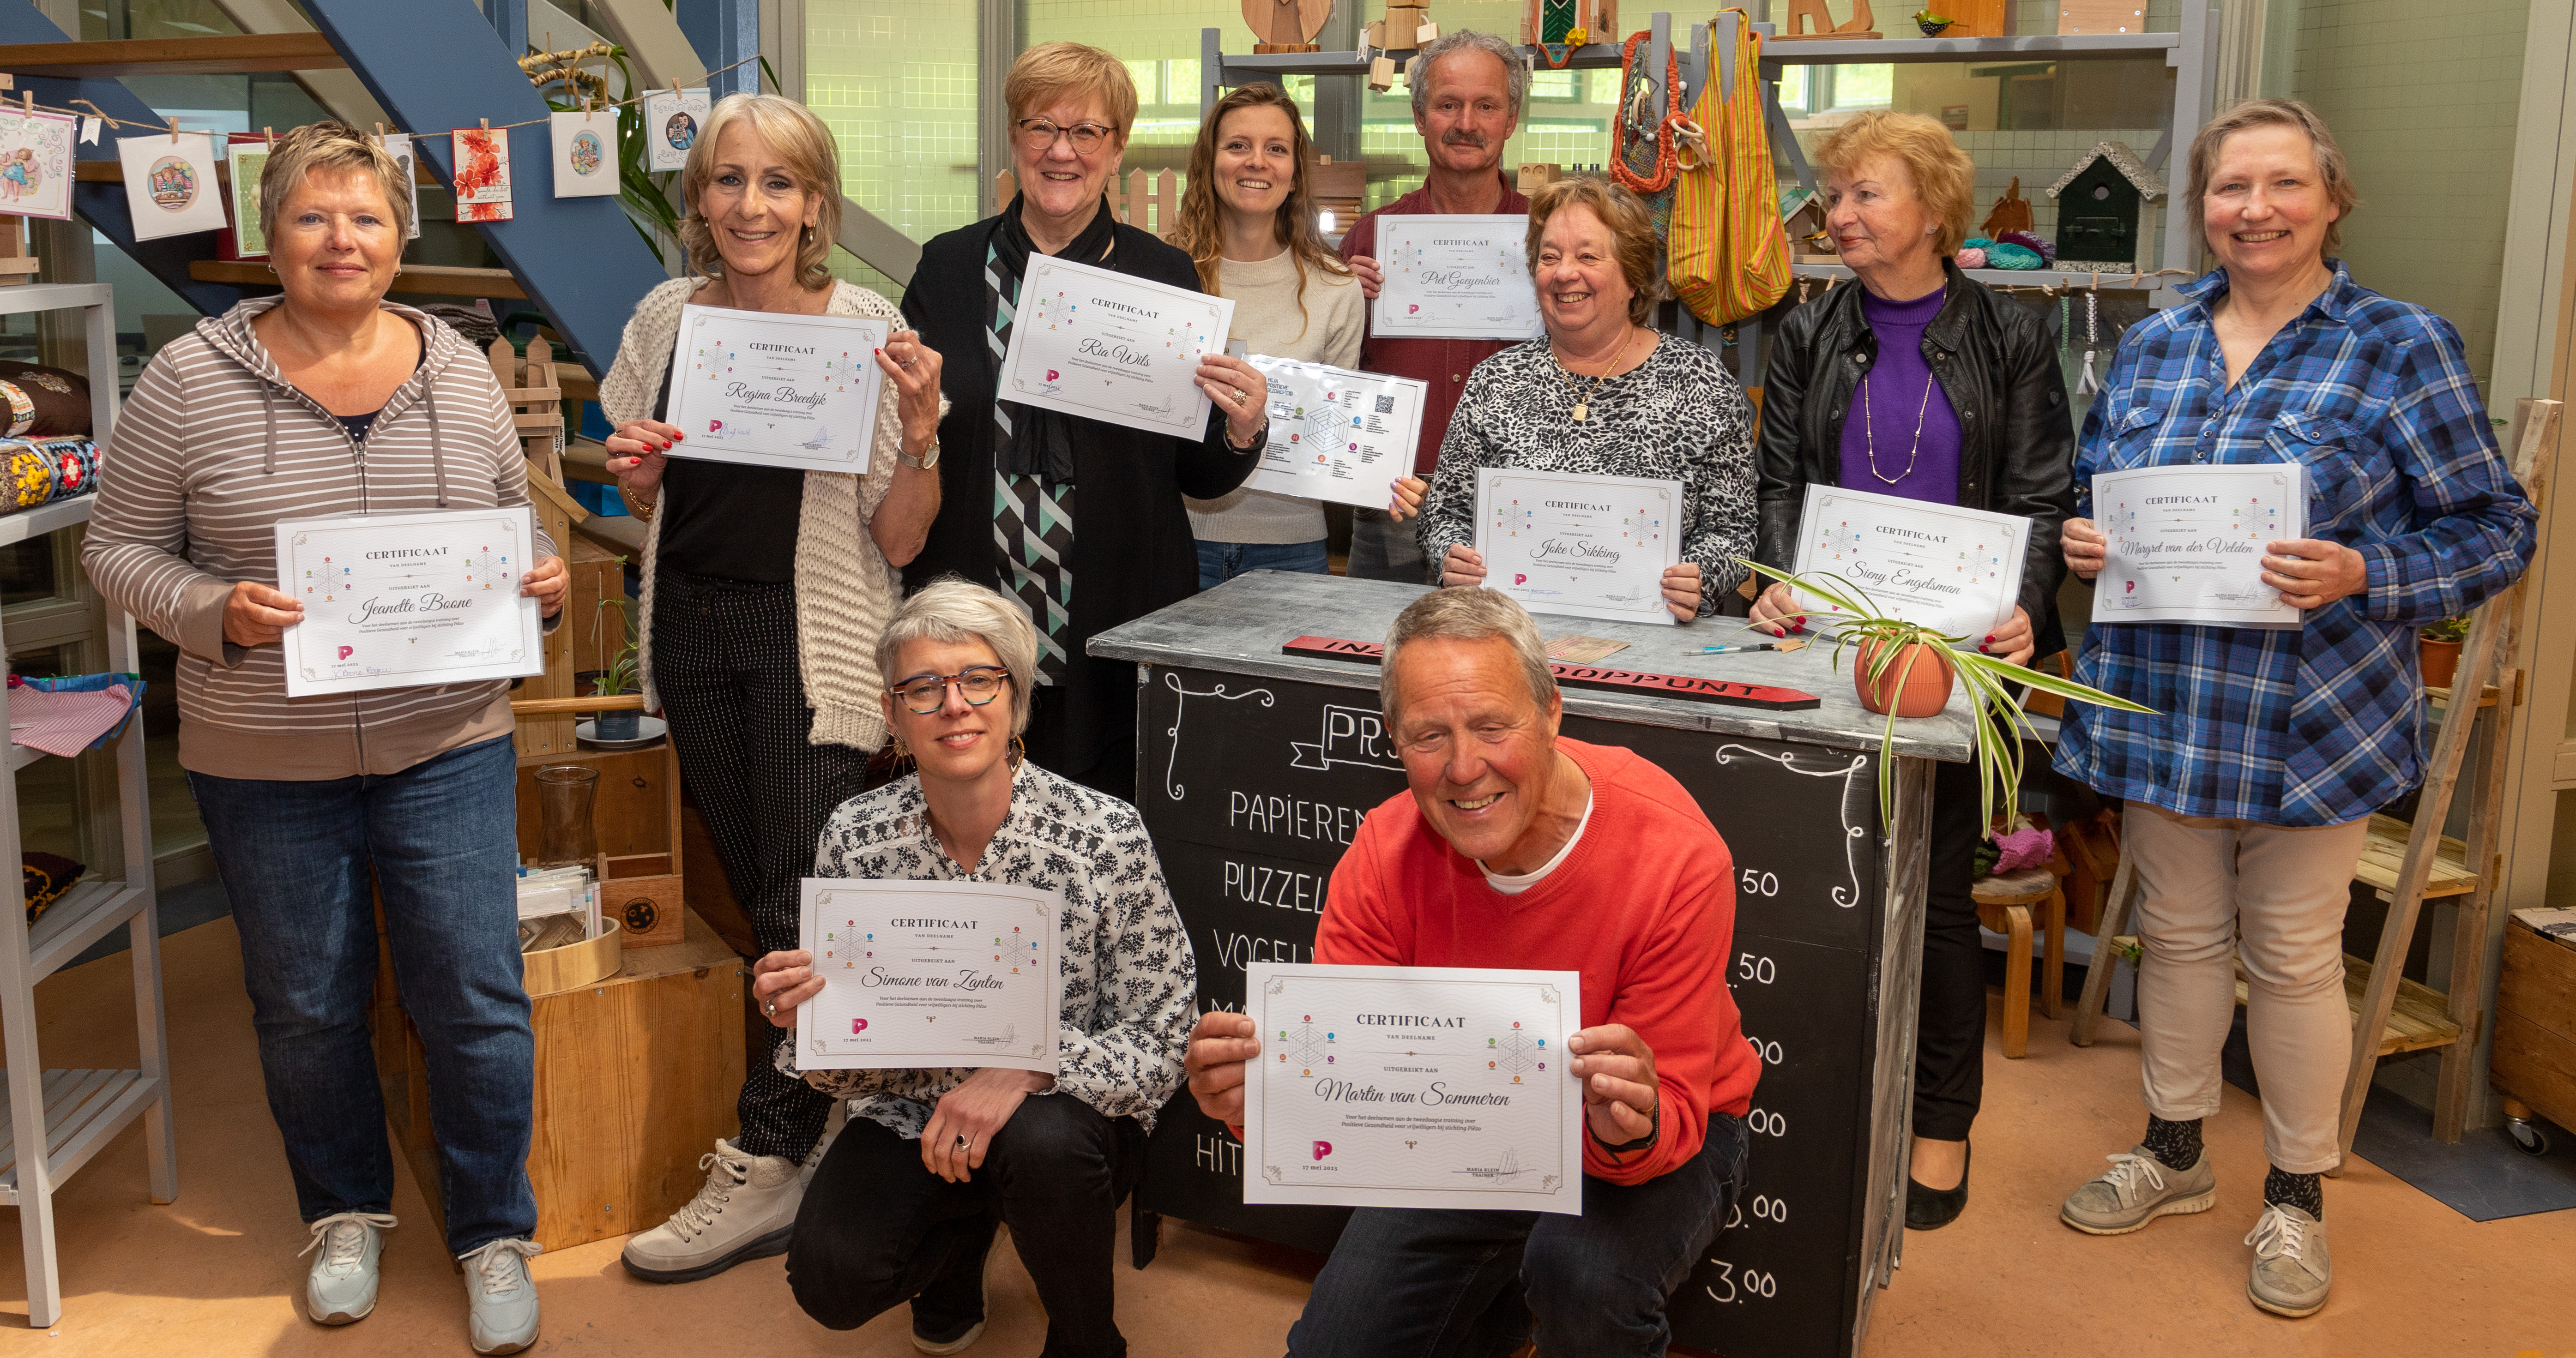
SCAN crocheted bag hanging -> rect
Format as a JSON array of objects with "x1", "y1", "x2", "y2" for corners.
[{"x1": 1666, "y1": 12, "x2": 1788, "y2": 326}]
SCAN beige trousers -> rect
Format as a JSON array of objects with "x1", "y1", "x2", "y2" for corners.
[{"x1": 2126, "y1": 801, "x2": 2371, "y2": 1174}]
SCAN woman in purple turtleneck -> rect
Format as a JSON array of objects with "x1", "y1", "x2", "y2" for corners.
[{"x1": 1748, "y1": 110, "x2": 2076, "y2": 1232}]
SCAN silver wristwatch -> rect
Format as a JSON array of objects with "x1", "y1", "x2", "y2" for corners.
[{"x1": 899, "y1": 438, "x2": 941, "y2": 471}]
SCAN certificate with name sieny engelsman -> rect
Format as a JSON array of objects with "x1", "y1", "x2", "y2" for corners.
[
  {"x1": 797, "y1": 880, "x2": 1063, "y2": 1075},
  {"x1": 994, "y1": 254, "x2": 1235, "y2": 439},
  {"x1": 1474, "y1": 467, "x2": 1683, "y2": 627},
  {"x1": 1242, "y1": 962, "x2": 1583, "y2": 1214},
  {"x1": 1372, "y1": 215, "x2": 1544, "y2": 341},
  {"x1": 663, "y1": 303, "x2": 886, "y2": 473},
  {"x1": 1789, "y1": 483, "x2": 2029, "y2": 638},
  {"x1": 272, "y1": 506, "x2": 546, "y2": 697},
  {"x1": 2095, "y1": 463, "x2": 2309, "y2": 629}
]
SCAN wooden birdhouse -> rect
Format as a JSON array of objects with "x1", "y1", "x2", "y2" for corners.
[
  {"x1": 2046, "y1": 140, "x2": 2166, "y2": 271},
  {"x1": 1781, "y1": 186, "x2": 1835, "y2": 262}
]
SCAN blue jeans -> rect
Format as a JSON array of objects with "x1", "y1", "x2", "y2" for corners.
[
  {"x1": 1287, "y1": 1114, "x2": 1748, "y2": 1358},
  {"x1": 189, "y1": 734, "x2": 537, "y2": 1256},
  {"x1": 1195, "y1": 537, "x2": 1331, "y2": 590}
]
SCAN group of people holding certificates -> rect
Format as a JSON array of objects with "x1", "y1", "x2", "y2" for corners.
[{"x1": 66, "y1": 15, "x2": 2536, "y2": 1355}]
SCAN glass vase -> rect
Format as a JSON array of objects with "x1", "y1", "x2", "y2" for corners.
[{"x1": 532, "y1": 764, "x2": 601, "y2": 870}]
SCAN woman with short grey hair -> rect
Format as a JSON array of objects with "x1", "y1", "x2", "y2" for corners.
[{"x1": 749, "y1": 578, "x2": 1196, "y2": 1352}]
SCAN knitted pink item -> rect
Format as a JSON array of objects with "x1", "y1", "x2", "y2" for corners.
[
  {"x1": 1955, "y1": 246, "x2": 1988, "y2": 269},
  {"x1": 1989, "y1": 825, "x2": 2055, "y2": 873}
]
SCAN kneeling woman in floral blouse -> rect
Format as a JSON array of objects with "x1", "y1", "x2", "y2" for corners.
[{"x1": 750, "y1": 579, "x2": 1196, "y2": 1354}]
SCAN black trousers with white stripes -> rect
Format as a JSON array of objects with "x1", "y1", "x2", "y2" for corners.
[{"x1": 652, "y1": 567, "x2": 866, "y2": 1163}]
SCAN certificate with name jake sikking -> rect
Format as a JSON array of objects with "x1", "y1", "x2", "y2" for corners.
[
  {"x1": 1474, "y1": 466, "x2": 1683, "y2": 627},
  {"x1": 273, "y1": 506, "x2": 546, "y2": 697},
  {"x1": 1790, "y1": 483, "x2": 2029, "y2": 638},
  {"x1": 798, "y1": 880, "x2": 1063, "y2": 1075},
  {"x1": 1372, "y1": 215, "x2": 1544, "y2": 341},
  {"x1": 1243, "y1": 962, "x2": 1583, "y2": 1214},
  {"x1": 663, "y1": 303, "x2": 886, "y2": 473},
  {"x1": 995, "y1": 253, "x2": 1234, "y2": 439},
  {"x1": 2096, "y1": 463, "x2": 2309, "y2": 629}
]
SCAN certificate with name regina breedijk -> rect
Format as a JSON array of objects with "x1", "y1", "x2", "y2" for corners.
[
  {"x1": 1243, "y1": 962, "x2": 1583, "y2": 1214},
  {"x1": 663, "y1": 303, "x2": 886, "y2": 473},
  {"x1": 797, "y1": 880, "x2": 1063, "y2": 1075},
  {"x1": 993, "y1": 254, "x2": 1235, "y2": 439},
  {"x1": 2095, "y1": 463, "x2": 2309, "y2": 629},
  {"x1": 273, "y1": 506, "x2": 546, "y2": 697}
]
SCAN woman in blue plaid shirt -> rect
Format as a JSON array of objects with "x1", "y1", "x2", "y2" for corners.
[{"x1": 2050, "y1": 101, "x2": 2536, "y2": 1319}]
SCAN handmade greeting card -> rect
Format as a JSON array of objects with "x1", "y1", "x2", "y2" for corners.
[
  {"x1": 549, "y1": 110, "x2": 619, "y2": 199},
  {"x1": 222, "y1": 135, "x2": 270, "y2": 258},
  {"x1": 642, "y1": 88, "x2": 710, "y2": 172},
  {"x1": 451, "y1": 126, "x2": 513, "y2": 223},
  {"x1": 379, "y1": 133, "x2": 423, "y2": 239},
  {"x1": 0, "y1": 109, "x2": 75, "y2": 222},
  {"x1": 117, "y1": 131, "x2": 230, "y2": 241}
]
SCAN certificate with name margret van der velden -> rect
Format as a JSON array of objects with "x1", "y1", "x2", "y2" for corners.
[
  {"x1": 994, "y1": 253, "x2": 1235, "y2": 440},
  {"x1": 272, "y1": 506, "x2": 546, "y2": 698},
  {"x1": 663, "y1": 303, "x2": 887, "y2": 473},
  {"x1": 1789, "y1": 483, "x2": 2030, "y2": 639},
  {"x1": 797, "y1": 879, "x2": 1064, "y2": 1076},
  {"x1": 2096, "y1": 463, "x2": 2309, "y2": 629},
  {"x1": 1242, "y1": 962, "x2": 1583, "y2": 1214}
]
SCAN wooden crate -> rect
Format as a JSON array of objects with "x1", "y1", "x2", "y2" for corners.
[
  {"x1": 373, "y1": 907, "x2": 747, "y2": 1252},
  {"x1": 2494, "y1": 914, "x2": 2576, "y2": 1133},
  {"x1": 515, "y1": 745, "x2": 686, "y2": 947}
]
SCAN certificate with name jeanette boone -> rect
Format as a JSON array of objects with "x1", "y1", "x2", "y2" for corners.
[
  {"x1": 663, "y1": 303, "x2": 887, "y2": 473},
  {"x1": 273, "y1": 506, "x2": 546, "y2": 697},
  {"x1": 995, "y1": 254, "x2": 1235, "y2": 439},
  {"x1": 2096, "y1": 463, "x2": 2309, "y2": 629},
  {"x1": 1474, "y1": 466, "x2": 1683, "y2": 627},
  {"x1": 1789, "y1": 483, "x2": 2029, "y2": 638},
  {"x1": 797, "y1": 880, "x2": 1063, "y2": 1075},
  {"x1": 1237, "y1": 355, "x2": 1428, "y2": 509},
  {"x1": 1243, "y1": 962, "x2": 1583, "y2": 1214},
  {"x1": 1372, "y1": 215, "x2": 1544, "y2": 341}
]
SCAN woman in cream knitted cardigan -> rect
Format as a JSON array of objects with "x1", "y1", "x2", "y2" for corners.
[{"x1": 599, "y1": 93, "x2": 944, "y2": 1285}]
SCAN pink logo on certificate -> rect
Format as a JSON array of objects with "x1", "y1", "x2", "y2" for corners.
[
  {"x1": 337, "y1": 646, "x2": 354, "y2": 659},
  {"x1": 851, "y1": 1017, "x2": 868, "y2": 1034},
  {"x1": 1407, "y1": 304, "x2": 1420, "y2": 314},
  {"x1": 1312, "y1": 1141, "x2": 1333, "y2": 1161},
  {"x1": 707, "y1": 419, "x2": 723, "y2": 433},
  {"x1": 1045, "y1": 369, "x2": 1060, "y2": 382},
  {"x1": 1514, "y1": 574, "x2": 1526, "y2": 585}
]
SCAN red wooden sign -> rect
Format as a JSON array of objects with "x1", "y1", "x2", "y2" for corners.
[{"x1": 1282, "y1": 636, "x2": 1822, "y2": 712}]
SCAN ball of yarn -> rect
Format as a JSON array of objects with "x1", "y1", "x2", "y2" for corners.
[
  {"x1": 1954, "y1": 246, "x2": 1988, "y2": 269},
  {"x1": 1996, "y1": 229, "x2": 2055, "y2": 262},
  {"x1": 1985, "y1": 241, "x2": 2044, "y2": 270}
]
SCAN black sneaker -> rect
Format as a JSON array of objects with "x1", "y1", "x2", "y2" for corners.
[{"x1": 1905, "y1": 1142, "x2": 1971, "y2": 1230}]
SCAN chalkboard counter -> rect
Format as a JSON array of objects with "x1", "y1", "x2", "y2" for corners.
[{"x1": 1090, "y1": 570, "x2": 1960, "y2": 1358}]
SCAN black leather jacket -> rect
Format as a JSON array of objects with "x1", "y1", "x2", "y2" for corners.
[{"x1": 1754, "y1": 263, "x2": 2077, "y2": 656}]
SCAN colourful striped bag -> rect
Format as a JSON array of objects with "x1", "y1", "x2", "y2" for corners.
[{"x1": 1668, "y1": 12, "x2": 1789, "y2": 325}]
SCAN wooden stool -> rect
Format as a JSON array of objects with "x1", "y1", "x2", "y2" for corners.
[{"x1": 1973, "y1": 865, "x2": 2067, "y2": 1058}]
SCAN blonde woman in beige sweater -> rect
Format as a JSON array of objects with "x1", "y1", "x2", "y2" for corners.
[
  {"x1": 598, "y1": 94, "x2": 944, "y2": 1285},
  {"x1": 1167, "y1": 84, "x2": 1389, "y2": 586}
]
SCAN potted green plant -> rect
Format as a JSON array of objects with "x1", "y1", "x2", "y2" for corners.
[
  {"x1": 1740, "y1": 559, "x2": 2157, "y2": 828},
  {"x1": 2419, "y1": 614, "x2": 2471, "y2": 689},
  {"x1": 591, "y1": 596, "x2": 643, "y2": 741}
]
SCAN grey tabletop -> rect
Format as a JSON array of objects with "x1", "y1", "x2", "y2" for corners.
[{"x1": 1089, "y1": 571, "x2": 1979, "y2": 761}]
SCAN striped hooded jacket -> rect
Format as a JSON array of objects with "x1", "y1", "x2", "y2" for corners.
[{"x1": 82, "y1": 296, "x2": 556, "y2": 780}]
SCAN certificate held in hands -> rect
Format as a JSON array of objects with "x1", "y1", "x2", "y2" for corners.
[
  {"x1": 1372, "y1": 215, "x2": 1544, "y2": 341},
  {"x1": 1474, "y1": 467, "x2": 1683, "y2": 626},
  {"x1": 995, "y1": 254, "x2": 1235, "y2": 439},
  {"x1": 1789, "y1": 484, "x2": 2029, "y2": 638},
  {"x1": 274, "y1": 506, "x2": 546, "y2": 697},
  {"x1": 2095, "y1": 463, "x2": 2308, "y2": 629},
  {"x1": 1243, "y1": 962, "x2": 1583, "y2": 1214},
  {"x1": 798, "y1": 880, "x2": 1062, "y2": 1075},
  {"x1": 1237, "y1": 356, "x2": 1429, "y2": 509},
  {"x1": 664, "y1": 303, "x2": 887, "y2": 472}
]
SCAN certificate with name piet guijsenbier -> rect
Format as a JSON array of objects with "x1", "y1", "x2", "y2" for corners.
[
  {"x1": 273, "y1": 506, "x2": 546, "y2": 697},
  {"x1": 1371, "y1": 214, "x2": 1544, "y2": 341},
  {"x1": 1242, "y1": 962, "x2": 1583, "y2": 1214},
  {"x1": 797, "y1": 880, "x2": 1063, "y2": 1076}
]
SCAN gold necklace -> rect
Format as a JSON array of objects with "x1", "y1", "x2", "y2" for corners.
[
  {"x1": 1863, "y1": 366, "x2": 1939, "y2": 485},
  {"x1": 1554, "y1": 327, "x2": 1642, "y2": 423}
]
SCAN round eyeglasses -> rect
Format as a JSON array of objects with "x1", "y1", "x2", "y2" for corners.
[
  {"x1": 891, "y1": 666, "x2": 1011, "y2": 715},
  {"x1": 1014, "y1": 117, "x2": 1116, "y2": 156}
]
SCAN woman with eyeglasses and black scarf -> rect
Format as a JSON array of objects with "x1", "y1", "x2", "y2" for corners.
[{"x1": 899, "y1": 41, "x2": 1273, "y2": 803}]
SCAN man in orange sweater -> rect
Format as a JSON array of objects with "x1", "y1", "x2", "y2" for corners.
[{"x1": 1185, "y1": 589, "x2": 1759, "y2": 1357}]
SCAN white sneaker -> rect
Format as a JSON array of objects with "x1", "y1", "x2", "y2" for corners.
[
  {"x1": 300, "y1": 1211, "x2": 398, "y2": 1325},
  {"x1": 619, "y1": 1137, "x2": 803, "y2": 1283},
  {"x1": 458, "y1": 1238, "x2": 542, "y2": 1355}
]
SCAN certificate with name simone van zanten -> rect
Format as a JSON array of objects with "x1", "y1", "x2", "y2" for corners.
[
  {"x1": 1474, "y1": 466, "x2": 1683, "y2": 627},
  {"x1": 1243, "y1": 962, "x2": 1583, "y2": 1214},
  {"x1": 1372, "y1": 214, "x2": 1544, "y2": 342},
  {"x1": 797, "y1": 879, "x2": 1063, "y2": 1076},
  {"x1": 995, "y1": 254, "x2": 1234, "y2": 439},
  {"x1": 663, "y1": 303, "x2": 886, "y2": 473},
  {"x1": 1237, "y1": 355, "x2": 1428, "y2": 509},
  {"x1": 1789, "y1": 483, "x2": 2029, "y2": 638},
  {"x1": 2095, "y1": 463, "x2": 2309, "y2": 629},
  {"x1": 273, "y1": 507, "x2": 545, "y2": 698}
]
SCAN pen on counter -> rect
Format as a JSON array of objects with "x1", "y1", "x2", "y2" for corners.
[{"x1": 1697, "y1": 639, "x2": 1808, "y2": 655}]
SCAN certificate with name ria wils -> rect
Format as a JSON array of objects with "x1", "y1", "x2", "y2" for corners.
[
  {"x1": 273, "y1": 506, "x2": 546, "y2": 697},
  {"x1": 1243, "y1": 962, "x2": 1583, "y2": 1214},
  {"x1": 995, "y1": 254, "x2": 1235, "y2": 440},
  {"x1": 797, "y1": 879, "x2": 1063, "y2": 1075}
]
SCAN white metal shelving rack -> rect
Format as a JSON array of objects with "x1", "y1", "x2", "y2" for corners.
[{"x1": 0, "y1": 281, "x2": 174, "y2": 1329}]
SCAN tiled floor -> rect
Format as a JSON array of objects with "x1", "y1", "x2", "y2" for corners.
[{"x1": 5, "y1": 915, "x2": 2574, "y2": 1356}]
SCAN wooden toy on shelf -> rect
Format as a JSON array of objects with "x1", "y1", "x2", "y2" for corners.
[
  {"x1": 1981, "y1": 175, "x2": 2034, "y2": 236},
  {"x1": 1371, "y1": 4, "x2": 1438, "y2": 52},
  {"x1": 2047, "y1": 140, "x2": 2166, "y2": 270},
  {"x1": 1518, "y1": 162, "x2": 1565, "y2": 192},
  {"x1": 1522, "y1": 0, "x2": 1615, "y2": 60},
  {"x1": 1246, "y1": 0, "x2": 1332, "y2": 52},
  {"x1": 1781, "y1": 0, "x2": 1886, "y2": 38},
  {"x1": 1783, "y1": 186, "x2": 1836, "y2": 262}
]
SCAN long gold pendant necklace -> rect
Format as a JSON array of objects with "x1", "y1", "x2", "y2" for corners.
[
  {"x1": 1863, "y1": 365, "x2": 1939, "y2": 484},
  {"x1": 1555, "y1": 327, "x2": 1641, "y2": 423}
]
